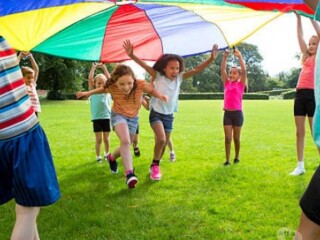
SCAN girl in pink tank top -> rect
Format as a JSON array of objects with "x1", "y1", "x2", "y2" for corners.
[{"x1": 221, "y1": 48, "x2": 247, "y2": 166}]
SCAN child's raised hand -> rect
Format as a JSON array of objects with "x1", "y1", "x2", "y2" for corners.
[
  {"x1": 211, "y1": 44, "x2": 219, "y2": 60},
  {"x1": 223, "y1": 49, "x2": 229, "y2": 58},
  {"x1": 233, "y1": 48, "x2": 242, "y2": 58},
  {"x1": 123, "y1": 39, "x2": 134, "y2": 57}
]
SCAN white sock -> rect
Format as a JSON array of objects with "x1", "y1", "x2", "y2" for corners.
[
  {"x1": 298, "y1": 161, "x2": 304, "y2": 169},
  {"x1": 96, "y1": 156, "x2": 102, "y2": 160},
  {"x1": 104, "y1": 152, "x2": 109, "y2": 158}
]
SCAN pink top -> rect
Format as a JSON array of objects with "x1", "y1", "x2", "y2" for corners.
[
  {"x1": 296, "y1": 56, "x2": 315, "y2": 90},
  {"x1": 224, "y1": 79, "x2": 245, "y2": 111}
]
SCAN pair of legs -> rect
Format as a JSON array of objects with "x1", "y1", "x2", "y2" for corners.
[
  {"x1": 11, "y1": 205, "x2": 40, "y2": 240},
  {"x1": 292, "y1": 89, "x2": 316, "y2": 175},
  {"x1": 94, "y1": 131, "x2": 110, "y2": 160},
  {"x1": 224, "y1": 125, "x2": 241, "y2": 163}
]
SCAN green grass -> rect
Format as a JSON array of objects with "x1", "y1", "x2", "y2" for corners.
[{"x1": 1, "y1": 100, "x2": 318, "y2": 240}]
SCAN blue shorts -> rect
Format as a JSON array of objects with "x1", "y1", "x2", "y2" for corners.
[
  {"x1": 149, "y1": 109, "x2": 174, "y2": 133},
  {"x1": 111, "y1": 112, "x2": 139, "y2": 135},
  {"x1": 0, "y1": 125, "x2": 60, "y2": 207}
]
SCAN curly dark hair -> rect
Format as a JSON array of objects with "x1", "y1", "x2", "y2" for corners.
[
  {"x1": 152, "y1": 54, "x2": 184, "y2": 76},
  {"x1": 105, "y1": 64, "x2": 137, "y2": 101}
]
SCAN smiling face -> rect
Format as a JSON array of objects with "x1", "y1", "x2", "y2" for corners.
[
  {"x1": 116, "y1": 74, "x2": 134, "y2": 95},
  {"x1": 164, "y1": 60, "x2": 180, "y2": 80},
  {"x1": 228, "y1": 67, "x2": 241, "y2": 82}
]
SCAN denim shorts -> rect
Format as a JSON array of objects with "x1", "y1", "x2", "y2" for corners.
[
  {"x1": 149, "y1": 109, "x2": 174, "y2": 133},
  {"x1": 0, "y1": 125, "x2": 60, "y2": 207},
  {"x1": 111, "y1": 112, "x2": 139, "y2": 135}
]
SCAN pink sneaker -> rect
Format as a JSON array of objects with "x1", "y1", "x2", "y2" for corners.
[{"x1": 150, "y1": 165, "x2": 162, "y2": 180}]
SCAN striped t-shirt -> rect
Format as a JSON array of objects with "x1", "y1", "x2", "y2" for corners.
[{"x1": 0, "y1": 37, "x2": 38, "y2": 140}]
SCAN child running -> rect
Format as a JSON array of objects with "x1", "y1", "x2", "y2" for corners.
[
  {"x1": 123, "y1": 39, "x2": 219, "y2": 180},
  {"x1": 18, "y1": 51, "x2": 41, "y2": 116},
  {"x1": 290, "y1": 13, "x2": 320, "y2": 176},
  {"x1": 221, "y1": 48, "x2": 247, "y2": 166},
  {"x1": 88, "y1": 62, "x2": 112, "y2": 163},
  {"x1": 76, "y1": 64, "x2": 168, "y2": 189}
]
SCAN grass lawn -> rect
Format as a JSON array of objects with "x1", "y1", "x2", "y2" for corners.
[{"x1": 0, "y1": 100, "x2": 319, "y2": 240}]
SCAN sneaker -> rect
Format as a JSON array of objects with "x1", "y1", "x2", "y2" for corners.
[
  {"x1": 169, "y1": 152, "x2": 176, "y2": 162},
  {"x1": 290, "y1": 167, "x2": 306, "y2": 176},
  {"x1": 150, "y1": 164, "x2": 162, "y2": 180},
  {"x1": 97, "y1": 158, "x2": 103, "y2": 163},
  {"x1": 126, "y1": 172, "x2": 138, "y2": 189},
  {"x1": 106, "y1": 154, "x2": 118, "y2": 174},
  {"x1": 233, "y1": 158, "x2": 240, "y2": 164},
  {"x1": 223, "y1": 161, "x2": 231, "y2": 166},
  {"x1": 133, "y1": 147, "x2": 140, "y2": 157}
]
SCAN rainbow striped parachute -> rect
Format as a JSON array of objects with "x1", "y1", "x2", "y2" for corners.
[{"x1": 0, "y1": 0, "x2": 314, "y2": 62}]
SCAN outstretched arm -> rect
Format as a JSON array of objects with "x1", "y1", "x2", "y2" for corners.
[
  {"x1": 311, "y1": 19, "x2": 320, "y2": 39},
  {"x1": 183, "y1": 44, "x2": 219, "y2": 80},
  {"x1": 221, "y1": 50, "x2": 229, "y2": 84},
  {"x1": 99, "y1": 63, "x2": 111, "y2": 79},
  {"x1": 296, "y1": 13, "x2": 308, "y2": 54},
  {"x1": 123, "y1": 39, "x2": 156, "y2": 78},
  {"x1": 76, "y1": 86, "x2": 107, "y2": 99},
  {"x1": 144, "y1": 83, "x2": 168, "y2": 103},
  {"x1": 234, "y1": 49, "x2": 247, "y2": 85}
]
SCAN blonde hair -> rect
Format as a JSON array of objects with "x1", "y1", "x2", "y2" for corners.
[
  {"x1": 93, "y1": 73, "x2": 107, "y2": 88},
  {"x1": 21, "y1": 66, "x2": 34, "y2": 76},
  {"x1": 301, "y1": 35, "x2": 319, "y2": 64}
]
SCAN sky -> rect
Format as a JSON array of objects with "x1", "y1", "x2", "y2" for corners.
[{"x1": 245, "y1": 13, "x2": 317, "y2": 76}]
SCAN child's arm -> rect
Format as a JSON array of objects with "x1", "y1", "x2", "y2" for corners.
[
  {"x1": 99, "y1": 63, "x2": 111, "y2": 79},
  {"x1": 221, "y1": 50, "x2": 229, "y2": 84},
  {"x1": 303, "y1": 0, "x2": 318, "y2": 11},
  {"x1": 88, "y1": 63, "x2": 97, "y2": 90},
  {"x1": 27, "y1": 52, "x2": 39, "y2": 82},
  {"x1": 183, "y1": 44, "x2": 219, "y2": 80},
  {"x1": 123, "y1": 39, "x2": 157, "y2": 79},
  {"x1": 142, "y1": 95, "x2": 150, "y2": 110},
  {"x1": 76, "y1": 86, "x2": 108, "y2": 99},
  {"x1": 311, "y1": 19, "x2": 320, "y2": 39},
  {"x1": 144, "y1": 83, "x2": 168, "y2": 102},
  {"x1": 296, "y1": 13, "x2": 308, "y2": 54},
  {"x1": 234, "y1": 49, "x2": 247, "y2": 85}
]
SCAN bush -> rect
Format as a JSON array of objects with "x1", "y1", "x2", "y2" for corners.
[{"x1": 282, "y1": 90, "x2": 296, "y2": 99}]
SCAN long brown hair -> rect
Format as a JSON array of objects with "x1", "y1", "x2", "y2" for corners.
[{"x1": 106, "y1": 64, "x2": 137, "y2": 101}]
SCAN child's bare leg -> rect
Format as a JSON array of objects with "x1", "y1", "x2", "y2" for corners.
[
  {"x1": 233, "y1": 126, "x2": 242, "y2": 159},
  {"x1": 151, "y1": 123, "x2": 166, "y2": 161},
  {"x1": 295, "y1": 212, "x2": 320, "y2": 240},
  {"x1": 103, "y1": 131, "x2": 110, "y2": 155},
  {"x1": 224, "y1": 125, "x2": 233, "y2": 163},
  {"x1": 95, "y1": 132, "x2": 102, "y2": 159},
  {"x1": 11, "y1": 204, "x2": 40, "y2": 240},
  {"x1": 114, "y1": 123, "x2": 133, "y2": 171}
]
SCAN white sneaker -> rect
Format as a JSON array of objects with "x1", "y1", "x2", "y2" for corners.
[{"x1": 289, "y1": 167, "x2": 306, "y2": 176}]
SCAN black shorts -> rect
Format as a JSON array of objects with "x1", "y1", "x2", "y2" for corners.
[
  {"x1": 300, "y1": 165, "x2": 320, "y2": 226},
  {"x1": 92, "y1": 119, "x2": 111, "y2": 132},
  {"x1": 294, "y1": 89, "x2": 315, "y2": 117},
  {"x1": 223, "y1": 110, "x2": 244, "y2": 127}
]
